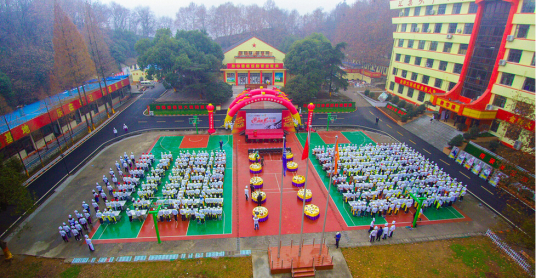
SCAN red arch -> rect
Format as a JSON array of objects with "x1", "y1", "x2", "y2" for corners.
[
  {"x1": 229, "y1": 89, "x2": 288, "y2": 109},
  {"x1": 224, "y1": 94, "x2": 301, "y2": 126}
]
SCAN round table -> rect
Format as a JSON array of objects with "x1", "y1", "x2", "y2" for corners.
[
  {"x1": 304, "y1": 204, "x2": 320, "y2": 220},
  {"x1": 250, "y1": 177, "x2": 263, "y2": 189},
  {"x1": 292, "y1": 175, "x2": 305, "y2": 187},
  {"x1": 252, "y1": 206, "x2": 269, "y2": 222},
  {"x1": 251, "y1": 191, "x2": 267, "y2": 204},
  {"x1": 249, "y1": 163, "x2": 262, "y2": 174},
  {"x1": 297, "y1": 188, "x2": 312, "y2": 202},
  {"x1": 286, "y1": 152, "x2": 294, "y2": 161},
  {"x1": 249, "y1": 153, "x2": 259, "y2": 163},
  {"x1": 286, "y1": 161, "x2": 298, "y2": 172}
]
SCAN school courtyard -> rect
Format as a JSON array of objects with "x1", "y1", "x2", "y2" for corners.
[{"x1": 5, "y1": 130, "x2": 502, "y2": 276}]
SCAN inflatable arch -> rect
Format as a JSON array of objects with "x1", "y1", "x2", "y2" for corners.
[
  {"x1": 224, "y1": 93, "x2": 301, "y2": 127},
  {"x1": 229, "y1": 88, "x2": 289, "y2": 109}
]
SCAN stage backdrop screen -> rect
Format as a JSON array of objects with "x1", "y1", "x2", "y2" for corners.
[{"x1": 246, "y1": 113, "x2": 282, "y2": 130}]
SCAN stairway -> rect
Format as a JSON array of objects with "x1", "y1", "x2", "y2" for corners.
[{"x1": 292, "y1": 266, "x2": 316, "y2": 277}]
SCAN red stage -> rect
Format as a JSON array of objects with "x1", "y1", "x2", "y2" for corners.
[
  {"x1": 269, "y1": 244, "x2": 333, "y2": 275},
  {"x1": 236, "y1": 134, "x2": 346, "y2": 238},
  {"x1": 245, "y1": 129, "x2": 284, "y2": 142}
]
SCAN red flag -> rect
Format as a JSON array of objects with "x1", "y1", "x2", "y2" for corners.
[{"x1": 302, "y1": 135, "x2": 309, "y2": 160}]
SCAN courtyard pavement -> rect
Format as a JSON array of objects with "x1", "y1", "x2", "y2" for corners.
[{"x1": 402, "y1": 115, "x2": 463, "y2": 151}]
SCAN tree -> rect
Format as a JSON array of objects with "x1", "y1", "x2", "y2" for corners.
[
  {"x1": 0, "y1": 71, "x2": 14, "y2": 108},
  {"x1": 136, "y1": 29, "x2": 230, "y2": 104},
  {"x1": 0, "y1": 156, "x2": 34, "y2": 215},
  {"x1": 51, "y1": 3, "x2": 95, "y2": 131},
  {"x1": 109, "y1": 2, "x2": 130, "y2": 30},
  {"x1": 134, "y1": 6, "x2": 155, "y2": 38},
  {"x1": 283, "y1": 75, "x2": 318, "y2": 105}
]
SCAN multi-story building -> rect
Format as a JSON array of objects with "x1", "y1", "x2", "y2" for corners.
[{"x1": 385, "y1": 0, "x2": 535, "y2": 147}]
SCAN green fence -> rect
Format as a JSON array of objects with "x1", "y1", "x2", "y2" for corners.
[
  {"x1": 149, "y1": 103, "x2": 209, "y2": 115},
  {"x1": 304, "y1": 101, "x2": 356, "y2": 113}
]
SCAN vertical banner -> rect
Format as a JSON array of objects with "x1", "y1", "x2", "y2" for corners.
[
  {"x1": 207, "y1": 103, "x2": 215, "y2": 134},
  {"x1": 281, "y1": 110, "x2": 296, "y2": 133},
  {"x1": 306, "y1": 103, "x2": 315, "y2": 131},
  {"x1": 232, "y1": 111, "x2": 247, "y2": 134}
]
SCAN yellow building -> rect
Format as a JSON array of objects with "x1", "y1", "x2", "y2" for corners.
[
  {"x1": 129, "y1": 64, "x2": 156, "y2": 84},
  {"x1": 385, "y1": 0, "x2": 535, "y2": 147},
  {"x1": 221, "y1": 37, "x2": 287, "y2": 86}
]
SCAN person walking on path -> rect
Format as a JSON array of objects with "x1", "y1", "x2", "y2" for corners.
[
  {"x1": 85, "y1": 235, "x2": 95, "y2": 251},
  {"x1": 369, "y1": 227, "x2": 377, "y2": 243},
  {"x1": 376, "y1": 225, "x2": 383, "y2": 241},
  {"x1": 382, "y1": 225, "x2": 389, "y2": 240},
  {"x1": 368, "y1": 218, "x2": 375, "y2": 233},
  {"x1": 123, "y1": 124, "x2": 128, "y2": 132},
  {"x1": 244, "y1": 186, "x2": 249, "y2": 201},
  {"x1": 219, "y1": 140, "x2": 223, "y2": 151},
  {"x1": 250, "y1": 183, "x2": 255, "y2": 194},
  {"x1": 335, "y1": 232, "x2": 341, "y2": 248},
  {"x1": 113, "y1": 128, "x2": 118, "y2": 136},
  {"x1": 260, "y1": 155, "x2": 264, "y2": 166},
  {"x1": 375, "y1": 117, "x2": 379, "y2": 125},
  {"x1": 253, "y1": 215, "x2": 259, "y2": 230},
  {"x1": 389, "y1": 221, "x2": 396, "y2": 238},
  {"x1": 59, "y1": 227, "x2": 68, "y2": 242}
]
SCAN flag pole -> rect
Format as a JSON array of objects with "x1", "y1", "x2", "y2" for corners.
[
  {"x1": 277, "y1": 136, "x2": 286, "y2": 258},
  {"x1": 298, "y1": 126, "x2": 311, "y2": 257},
  {"x1": 319, "y1": 135, "x2": 338, "y2": 256}
]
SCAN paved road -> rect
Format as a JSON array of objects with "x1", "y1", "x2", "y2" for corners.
[{"x1": 1, "y1": 85, "x2": 532, "y2": 238}]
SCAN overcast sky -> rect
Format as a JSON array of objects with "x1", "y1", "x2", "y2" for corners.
[{"x1": 100, "y1": 0, "x2": 342, "y2": 19}]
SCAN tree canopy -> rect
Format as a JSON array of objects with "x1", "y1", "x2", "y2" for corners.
[
  {"x1": 136, "y1": 29, "x2": 231, "y2": 104},
  {"x1": 0, "y1": 157, "x2": 34, "y2": 215},
  {"x1": 283, "y1": 33, "x2": 348, "y2": 104}
]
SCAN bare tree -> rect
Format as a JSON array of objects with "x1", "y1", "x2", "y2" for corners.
[
  {"x1": 157, "y1": 16, "x2": 174, "y2": 33},
  {"x1": 109, "y1": 1, "x2": 129, "y2": 30},
  {"x1": 134, "y1": 6, "x2": 155, "y2": 38}
]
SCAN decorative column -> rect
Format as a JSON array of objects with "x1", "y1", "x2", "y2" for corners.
[
  {"x1": 207, "y1": 103, "x2": 215, "y2": 134},
  {"x1": 306, "y1": 103, "x2": 315, "y2": 132},
  {"x1": 235, "y1": 70, "x2": 238, "y2": 86}
]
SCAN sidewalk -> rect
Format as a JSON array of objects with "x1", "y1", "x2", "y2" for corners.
[{"x1": 402, "y1": 115, "x2": 462, "y2": 151}]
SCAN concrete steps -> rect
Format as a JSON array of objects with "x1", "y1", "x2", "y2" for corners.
[{"x1": 292, "y1": 266, "x2": 316, "y2": 277}]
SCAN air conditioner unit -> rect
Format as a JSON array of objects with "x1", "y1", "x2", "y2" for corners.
[
  {"x1": 413, "y1": 27, "x2": 420, "y2": 32},
  {"x1": 428, "y1": 10, "x2": 436, "y2": 15},
  {"x1": 456, "y1": 28, "x2": 462, "y2": 33},
  {"x1": 400, "y1": 11, "x2": 404, "y2": 16},
  {"x1": 513, "y1": 140, "x2": 522, "y2": 150},
  {"x1": 498, "y1": 59, "x2": 506, "y2": 66},
  {"x1": 428, "y1": 29, "x2": 432, "y2": 33},
  {"x1": 446, "y1": 34, "x2": 453, "y2": 39},
  {"x1": 485, "y1": 104, "x2": 496, "y2": 111},
  {"x1": 506, "y1": 35, "x2": 514, "y2": 42}
]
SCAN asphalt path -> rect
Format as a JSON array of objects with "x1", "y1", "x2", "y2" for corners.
[{"x1": 1, "y1": 85, "x2": 532, "y2": 238}]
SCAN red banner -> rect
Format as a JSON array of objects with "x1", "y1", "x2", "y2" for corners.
[
  {"x1": 232, "y1": 111, "x2": 247, "y2": 134},
  {"x1": 394, "y1": 77, "x2": 445, "y2": 95},
  {"x1": 344, "y1": 68, "x2": 382, "y2": 78},
  {"x1": 207, "y1": 104, "x2": 215, "y2": 134},
  {"x1": 227, "y1": 63, "x2": 284, "y2": 70},
  {"x1": 0, "y1": 78, "x2": 130, "y2": 149},
  {"x1": 306, "y1": 106, "x2": 314, "y2": 131},
  {"x1": 496, "y1": 109, "x2": 535, "y2": 131},
  {"x1": 281, "y1": 110, "x2": 296, "y2": 133}
]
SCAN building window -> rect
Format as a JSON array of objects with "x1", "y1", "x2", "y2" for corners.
[
  {"x1": 521, "y1": 0, "x2": 535, "y2": 13},
  {"x1": 448, "y1": 23, "x2": 457, "y2": 34},
  {"x1": 411, "y1": 23, "x2": 418, "y2": 32},
  {"x1": 408, "y1": 40, "x2": 414, "y2": 48},
  {"x1": 492, "y1": 95, "x2": 507, "y2": 108},
  {"x1": 523, "y1": 77, "x2": 535, "y2": 92},
  {"x1": 402, "y1": 70, "x2": 408, "y2": 78},
  {"x1": 407, "y1": 88, "x2": 414, "y2": 98},
  {"x1": 398, "y1": 39, "x2": 404, "y2": 47},
  {"x1": 453, "y1": 63, "x2": 463, "y2": 74},
  {"x1": 434, "y1": 23, "x2": 442, "y2": 33},
  {"x1": 404, "y1": 55, "x2": 411, "y2": 63},
  {"x1": 452, "y1": 3, "x2": 462, "y2": 14},
  {"x1": 426, "y1": 5, "x2": 434, "y2": 15},
  {"x1": 434, "y1": 78, "x2": 443, "y2": 88},
  {"x1": 430, "y1": 41, "x2": 438, "y2": 51},
  {"x1": 448, "y1": 82, "x2": 456, "y2": 91},
  {"x1": 418, "y1": 40, "x2": 426, "y2": 49},
  {"x1": 422, "y1": 23, "x2": 429, "y2": 33},
  {"x1": 426, "y1": 58, "x2": 434, "y2": 68},
  {"x1": 392, "y1": 67, "x2": 398, "y2": 75},
  {"x1": 516, "y1": 25, "x2": 529, "y2": 38},
  {"x1": 418, "y1": 91, "x2": 426, "y2": 102},
  {"x1": 469, "y1": 2, "x2": 478, "y2": 13},
  {"x1": 438, "y1": 4, "x2": 447, "y2": 14},
  {"x1": 458, "y1": 44, "x2": 468, "y2": 54},
  {"x1": 422, "y1": 75, "x2": 430, "y2": 84},
  {"x1": 507, "y1": 49, "x2": 522, "y2": 63},
  {"x1": 401, "y1": 24, "x2": 407, "y2": 32},
  {"x1": 404, "y1": 7, "x2": 410, "y2": 16},
  {"x1": 464, "y1": 23, "x2": 474, "y2": 34},
  {"x1": 490, "y1": 120, "x2": 500, "y2": 132},
  {"x1": 395, "y1": 54, "x2": 401, "y2": 61},
  {"x1": 532, "y1": 54, "x2": 535, "y2": 66},
  {"x1": 443, "y1": 42, "x2": 453, "y2": 53},
  {"x1": 415, "y1": 57, "x2": 422, "y2": 66},
  {"x1": 500, "y1": 73, "x2": 515, "y2": 86},
  {"x1": 439, "y1": 61, "x2": 448, "y2": 71},
  {"x1": 390, "y1": 82, "x2": 395, "y2": 91},
  {"x1": 414, "y1": 6, "x2": 421, "y2": 16},
  {"x1": 398, "y1": 84, "x2": 405, "y2": 94},
  {"x1": 411, "y1": 72, "x2": 418, "y2": 81}
]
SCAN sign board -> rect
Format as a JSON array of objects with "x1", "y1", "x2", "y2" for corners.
[{"x1": 246, "y1": 113, "x2": 282, "y2": 130}]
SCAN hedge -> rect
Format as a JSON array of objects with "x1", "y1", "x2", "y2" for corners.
[{"x1": 385, "y1": 103, "x2": 407, "y2": 116}]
